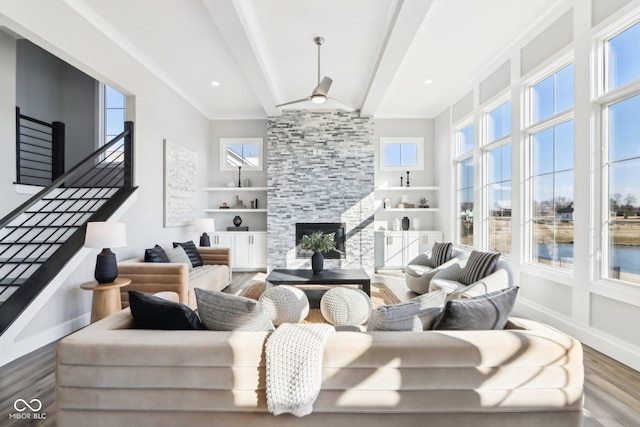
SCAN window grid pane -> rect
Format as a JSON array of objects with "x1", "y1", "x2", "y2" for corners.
[
  {"x1": 457, "y1": 158, "x2": 474, "y2": 246},
  {"x1": 605, "y1": 94, "x2": 640, "y2": 283},
  {"x1": 607, "y1": 21, "x2": 640, "y2": 91},
  {"x1": 531, "y1": 64, "x2": 574, "y2": 125},
  {"x1": 458, "y1": 124, "x2": 474, "y2": 155},
  {"x1": 487, "y1": 144, "x2": 512, "y2": 255},
  {"x1": 530, "y1": 120, "x2": 574, "y2": 270},
  {"x1": 487, "y1": 101, "x2": 512, "y2": 143}
]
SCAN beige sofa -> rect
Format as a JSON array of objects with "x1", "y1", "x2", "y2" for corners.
[
  {"x1": 56, "y1": 308, "x2": 584, "y2": 427},
  {"x1": 117, "y1": 247, "x2": 231, "y2": 309}
]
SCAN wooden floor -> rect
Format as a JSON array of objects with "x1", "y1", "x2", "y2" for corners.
[{"x1": 1, "y1": 271, "x2": 638, "y2": 427}]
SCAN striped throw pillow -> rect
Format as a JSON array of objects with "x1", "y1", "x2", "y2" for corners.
[
  {"x1": 195, "y1": 288, "x2": 275, "y2": 331},
  {"x1": 459, "y1": 250, "x2": 501, "y2": 285},
  {"x1": 428, "y1": 242, "x2": 453, "y2": 268}
]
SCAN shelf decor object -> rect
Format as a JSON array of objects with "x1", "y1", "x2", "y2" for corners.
[
  {"x1": 84, "y1": 221, "x2": 127, "y2": 283},
  {"x1": 195, "y1": 218, "x2": 215, "y2": 247}
]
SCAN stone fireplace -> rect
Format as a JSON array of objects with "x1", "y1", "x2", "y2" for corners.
[
  {"x1": 295, "y1": 222, "x2": 346, "y2": 259},
  {"x1": 267, "y1": 110, "x2": 375, "y2": 273}
]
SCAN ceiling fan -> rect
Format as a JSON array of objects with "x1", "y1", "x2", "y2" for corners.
[{"x1": 275, "y1": 36, "x2": 356, "y2": 112}]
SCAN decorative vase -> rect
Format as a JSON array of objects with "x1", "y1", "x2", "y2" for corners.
[
  {"x1": 311, "y1": 252, "x2": 324, "y2": 273},
  {"x1": 393, "y1": 217, "x2": 401, "y2": 231},
  {"x1": 233, "y1": 215, "x2": 242, "y2": 227},
  {"x1": 402, "y1": 216, "x2": 410, "y2": 231}
]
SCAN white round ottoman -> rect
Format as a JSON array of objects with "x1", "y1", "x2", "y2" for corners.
[
  {"x1": 320, "y1": 287, "x2": 372, "y2": 326},
  {"x1": 259, "y1": 285, "x2": 310, "y2": 326}
]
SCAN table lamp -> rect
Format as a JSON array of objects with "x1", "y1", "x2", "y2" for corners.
[
  {"x1": 84, "y1": 221, "x2": 127, "y2": 283},
  {"x1": 195, "y1": 218, "x2": 215, "y2": 247}
]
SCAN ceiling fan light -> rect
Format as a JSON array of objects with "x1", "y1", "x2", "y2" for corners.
[{"x1": 311, "y1": 94, "x2": 326, "y2": 104}]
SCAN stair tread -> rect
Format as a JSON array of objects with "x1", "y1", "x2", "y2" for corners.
[
  {"x1": 0, "y1": 241, "x2": 63, "y2": 245},
  {"x1": 0, "y1": 258, "x2": 46, "y2": 264},
  {"x1": 0, "y1": 278, "x2": 27, "y2": 286},
  {"x1": 24, "y1": 210, "x2": 95, "y2": 214},
  {"x1": 5, "y1": 225, "x2": 80, "y2": 229}
]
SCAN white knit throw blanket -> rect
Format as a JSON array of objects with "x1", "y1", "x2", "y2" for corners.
[{"x1": 265, "y1": 323, "x2": 335, "y2": 417}]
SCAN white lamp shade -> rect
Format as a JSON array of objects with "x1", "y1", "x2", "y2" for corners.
[
  {"x1": 195, "y1": 218, "x2": 215, "y2": 233},
  {"x1": 84, "y1": 222, "x2": 127, "y2": 249}
]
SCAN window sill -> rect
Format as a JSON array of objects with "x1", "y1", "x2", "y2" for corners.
[{"x1": 519, "y1": 262, "x2": 574, "y2": 287}]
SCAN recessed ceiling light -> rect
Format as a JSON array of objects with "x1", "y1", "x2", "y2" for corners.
[
  {"x1": 424, "y1": 79, "x2": 433, "y2": 85},
  {"x1": 211, "y1": 81, "x2": 221, "y2": 87}
]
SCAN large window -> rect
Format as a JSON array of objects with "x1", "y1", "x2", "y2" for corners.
[
  {"x1": 483, "y1": 100, "x2": 512, "y2": 255},
  {"x1": 101, "y1": 84, "x2": 126, "y2": 162},
  {"x1": 455, "y1": 123, "x2": 474, "y2": 246},
  {"x1": 526, "y1": 63, "x2": 575, "y2": 270},
  {"x1": 602, "y1": 20, "x2": 640, "y2": 284}
]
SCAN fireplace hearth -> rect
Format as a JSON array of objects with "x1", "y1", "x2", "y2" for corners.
[{"x1": 296, "y1": 222, "x2": 346, "y2": 259}]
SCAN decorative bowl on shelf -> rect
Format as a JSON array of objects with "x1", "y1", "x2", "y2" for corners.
[{"x1": 226, "y1": 182, "x2": 235, "y2": 187}]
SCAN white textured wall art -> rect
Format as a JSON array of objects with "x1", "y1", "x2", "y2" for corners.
[{"x1": 164, "y1": 139, "x2": 197, "y2": 227}]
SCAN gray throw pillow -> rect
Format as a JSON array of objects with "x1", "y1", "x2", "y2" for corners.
[
  {"x1": 458, "y1": 250, "x2": 501, "y2": 285},
  {"x1": 165, "y1": 245, "x2": 193, "y2": 272},
  {"x1": 433, "y1": 286, "x2": 519, "y2": 330},
  {"x1": 367, "y1": 289, "x2": 447, "y2": 331},
  {"x1": 195, "y1": 288, "x2": 274, "y2": 331}
]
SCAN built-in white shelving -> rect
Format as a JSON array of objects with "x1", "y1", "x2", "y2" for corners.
[
  {"x1": 375, "y1": 186, "x2": 438, "y2": 191},
  {"x1": 204, "y1": 208, "x2": 267, "y2": 213},
  {"x1": 380, "y1": 208, "x2": 440, "y2": 212},
  {"x1": 205, "y1": 187, "x2": 268, "y2": 191}
]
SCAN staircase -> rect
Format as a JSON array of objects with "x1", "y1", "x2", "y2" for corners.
[{"x1": 0, "y1": 122, "x2": 136, "y2": 335}]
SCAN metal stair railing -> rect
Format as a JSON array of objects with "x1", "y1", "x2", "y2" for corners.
[{"x1": 0, "y1": 121, "x2": 136, "y2": 335}]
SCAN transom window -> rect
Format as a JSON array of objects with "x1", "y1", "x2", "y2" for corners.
[
  {"x1": 457, "y1": 123, "x2": 474, "y2": 155},
  {"x1": 220, "y1": 138, "x2": 263, "y2": 171},
  {"x1": 379, "y1": 137, "x2": 424, "y2": 170},
  {"x1": 531, "y1": 63, "x2": 574, "y2": 124},
  {"x1": 487, "y1": 101, "x2": 512, "y2": 143},
  {"x1": 605, "y1": 20, "x2": 640, "y2": 91}
]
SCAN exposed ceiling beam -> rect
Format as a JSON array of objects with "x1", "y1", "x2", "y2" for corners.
[
  {"x1": 359, "y1": 0, "x2": 434, "y2": 117},
  {"x1": 203, "y1": 0, "x2": 281, "y2": 117}
]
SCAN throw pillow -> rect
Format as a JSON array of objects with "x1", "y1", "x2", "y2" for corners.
[
  {"x1": 428, "y1": 242, "x2": 453, "y2": 268},
  {"x1": 128, "y1": 290, "x2": 204, "y2": 330},
  {"x1": 367, "y1": 289, "x2": 447, "y2": 331},
  {"x1": 173, "y1": 240, "x2": 204, "y2": 268},
  {"x1": 195, "y1": 288, "x2": 274, "y2": 331},
  {"x1": 458, "y1": 250, "x2": 501, "y2": 285},
  {"x1": 144, "y1": 244, "x2": 170, "y2": 263},
  {"x1": 433, "y1": 286, "x2": 519, "y2": 331},
  {"x1": 165, "y1": 245, "x2": 193, "y2": 272}
]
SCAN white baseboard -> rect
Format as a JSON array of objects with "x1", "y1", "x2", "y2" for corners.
[{"x1": 516, "y1": 298, "x2": 640, "y2": 371}]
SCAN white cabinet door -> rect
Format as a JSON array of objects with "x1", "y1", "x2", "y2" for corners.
[
  {"x1": 418, "y1": 231, "x2": 444, "y2": 253},
  {"x1": 233, "y1": 232, "x2": 267, "y2": 270},
  {"x1": 250, "y1": 232, "x2": 267, "y2": 268},
  {"x1": 404, "y1": 232, "x2": 420, "y2": 264},
  {"x1": 384, "y1": 232, "x2": 405, "y2": 267},
  {"x1": 211, "y1": 232, "x2": 233, "y2": 249}
]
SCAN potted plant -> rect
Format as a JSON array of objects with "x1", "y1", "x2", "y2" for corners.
[{"x1": 301, "y1": 231, "x2": 336, "y2": 273}]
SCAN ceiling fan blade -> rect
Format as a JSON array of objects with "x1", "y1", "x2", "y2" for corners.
[
  {"x1": 275, "y1": 96, "x2": 312, "y2": 108},
  {"x1": 312, "y1": 76, "x2": 332, "y2": 97}
]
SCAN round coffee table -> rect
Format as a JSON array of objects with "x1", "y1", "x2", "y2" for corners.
[{"x1": 80, "y1": 277, "x2": 131, "y2": 323}]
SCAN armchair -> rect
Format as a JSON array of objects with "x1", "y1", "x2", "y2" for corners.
[
  {"x1": 429, "y1": 258, "x2": 514, "y2": 300},
  {"x1": 405, "y1": 248, "x2": 467, "y2": 294}
]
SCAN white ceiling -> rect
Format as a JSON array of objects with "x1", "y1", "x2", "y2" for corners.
[{"x1": 77, "y1": 0, "x2": 562, "y2": 119}]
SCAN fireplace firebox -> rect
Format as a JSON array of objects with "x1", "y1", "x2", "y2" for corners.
[{"x1": 296, "y1": 222, "x2": 346, "y2": 259}]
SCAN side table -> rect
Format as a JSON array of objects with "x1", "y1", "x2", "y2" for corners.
[{"x1": 80, "y1": 277, "x2": 131, "y2": 323}]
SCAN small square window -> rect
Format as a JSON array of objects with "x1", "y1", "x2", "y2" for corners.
[
  {"x1": 220, "y1": 138, "x2": 263, "y2": 171},
  {"x1": 380, "y1": 137, "x2": 424, "y2": 171}
]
